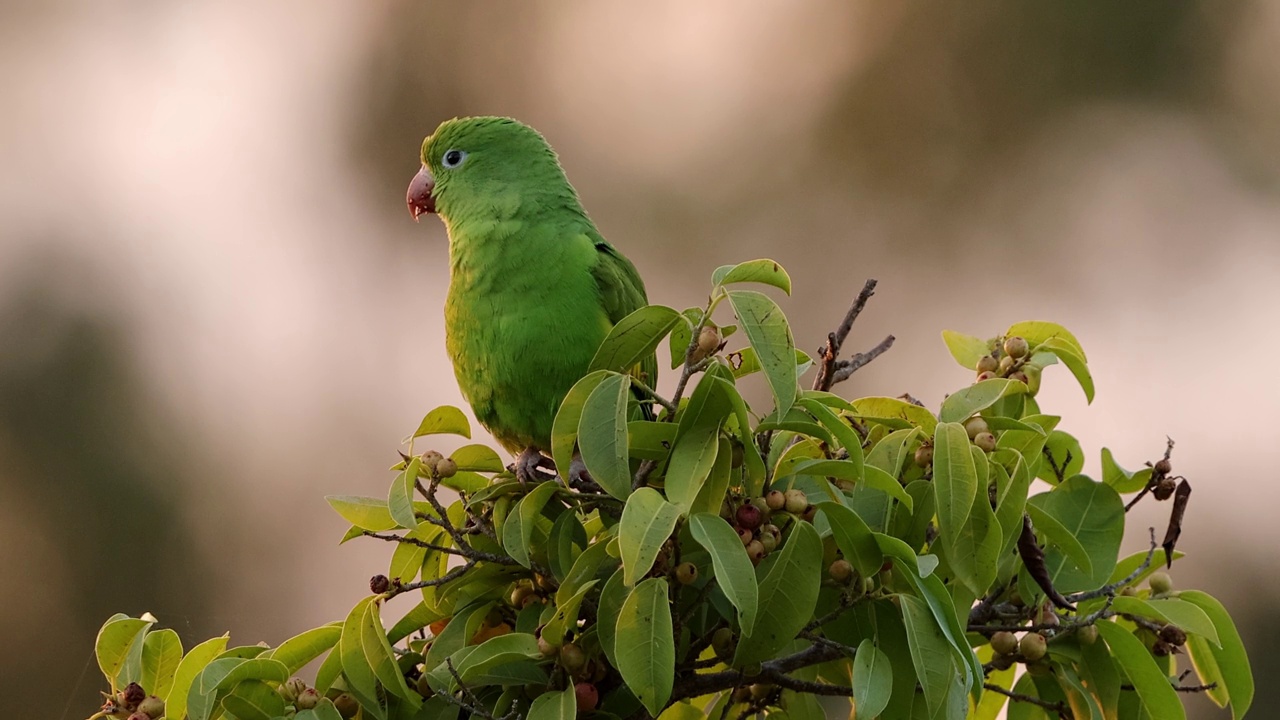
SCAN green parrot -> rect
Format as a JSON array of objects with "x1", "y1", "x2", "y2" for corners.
[{"x1": 407, "y1": 116, "x2": 654, "y2": 482}]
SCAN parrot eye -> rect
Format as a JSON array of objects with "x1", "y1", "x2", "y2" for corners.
[{"x1": 441, "y1": 149, "x2": 468, "y2": 169}]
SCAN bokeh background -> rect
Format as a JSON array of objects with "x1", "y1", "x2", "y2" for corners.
[{"x1": 6, "y1": 2, "x2": 1276, "y2": 717}]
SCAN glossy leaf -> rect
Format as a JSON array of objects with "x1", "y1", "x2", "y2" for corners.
[
  {"x1": 941, "y1": 330, "x2": 992, "y2": 370},
  {"x1": 578, "y1": 371, "x2": 634, "y2": 500},
  {"x1": 388, "y1": 456, "x2": 422, "y2": 529},
  {"x1": 326, "y1": 495, "x2": 398, "y2": 533},
  {"x1": 1025, "y1": 476, "x2": 1123, "y2": 592},
  {"x1": 688, "y1": 512, "x2": 758, "y2": 629},
  {"x1": 616, "y1": 578, "x2": 675, "y2": 716},
  {"x1": 411, "y1": 405, "x2": 471, "y2": 439},
  {"x1": 1101, "y1": 447, "x2": 1151, "y2": 494},
  {"x1": 618, "y1": 487, "x2": 681, "y2": 586},
  {"x1": 95, "y1": 616, "x2": 151, "y2": 687},
  {"x1": 817, "y1": 502, "x2": 882, "y2": 578},
  {"x1": 139, "y1": 628, "x2": 182, "y2": 701},
  {"x1": 851, "y1": 638, "x2": 892, "y2": 720},
  {"x1": 450, "y1": 444, "x2": 505, "y2": 473},
  {"x1": 899, "y1": 594, "x2": 954, "y2": 717},
  {"x1": 735, "y1": 522, "x2": 822, "y2": 665},
  {"x1": 1039, "y1": 337, "x2": 1094, "y2": 403},
  {"x1": 1180, "y1": 590, "x2": 1253, "y2": 719},
  {"x1": 528, "y1": 684, "x2": 577, "y2": 720},
  {"x1": 1095, "y1": 621, "x2": 1184, "y2": 720},
  {"x1": 849, "y1": 396, "x2": 938, "y2": 434},
  {"x1": 727, "y1": 289, "x2": 797, "y2": 415},
  {"x1": 712, "y1": 258, "x2": 793, "y2": 294},
  {"x1": 589, "y1": 305, "x2": 681, "y2": 375},
  {"x1": 220, "y1": 679, "x2": 286, "y2": 720},
  {"x1": 1025, "y1": 503, "x2": 1093, "y2": 576},
  {"x1": 938, "y1": 379, "x2": 1026, "y2": 424},
  {"x1": 1110, "y1": 596, "x2": 1219, "y2": 646},
  {"x1": 551, "y1": 370, "x2": 610, "y2": 482},
  {"x1": 163, "y1": 633, "x2": 228, "y2": 718},
  {"x1": 501, "y1": 480, "x2": 560, "y2": 569},
  {"x1": 267, "y1": 625, "x2": 342, "y2": 675}
]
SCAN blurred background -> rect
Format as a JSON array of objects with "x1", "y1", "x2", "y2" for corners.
[{"x1": 5, "y1": 2, "x2": 1275, "y2": 717}]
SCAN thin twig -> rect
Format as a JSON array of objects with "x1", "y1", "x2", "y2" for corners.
[
  {"x1": 828, "y1": 335, "x2": 896, "y2": 386},
  {"x1": 813, "y1": 280, "x2": 879, "y2": 392},
  {"x1": 983, "y1": 683, "x2": 1070, "y2": 719},
  {"x1": 1066, "y1": 528, "x2": 1157, "y2": 602}
]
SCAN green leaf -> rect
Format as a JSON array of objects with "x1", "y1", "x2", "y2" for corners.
[
  {"x1": 1110, "y1": 596, "x2": 1219, "y2": 646},
  {"x1": 163, "y1": 633, "x2": 227, "y2": 716},
  {"x1": 326, "y1": 495, "x2": 398, "y2": 533},
  {"x1": 1036, "y1": 430, "x2": 1084, "y2": 484},
  {"x1": 1095, "y1": 621, "x2": 1185, "y2": 720},
  {"x1": 725, "y1": 346, "x2": 812, "y2": 380},
  {"x1": 542, "y1": 580, "x2": 599, "y2": 646},
  {"x1": 212, "y1": 657, "x2": 290, "y2": 691},
  {"x1": 388, "y1": 602, "x2": 445, "y2": 645},
  {"x1": 451, "y1": 633, "x2": 543, "y2": 686},
  {"x1": 798, "y1": 397, "x2": 866, "y2": 462},
  {"x1": 220, "y1": 679, "x2": 286, "y2": 720},
  {"x1": 818, "y1": 503, "x2": 882, "y2": 578},
  {"x1": 726, "y1": 289, "x2": 797, "y2": 416},
  {"x1": 852, "y1": 639, "x2": 892, "y2": 720},
  {"x1": 899, "y1": 594, "x2": 955, "y2": 717},
  {"x1": 710, "y1": 373, "x2": 766, "y2": 495},
  {"x1": 619, "y1": 487, "x2": 682, "y2": 586},
  {"x1": 551, "y1": 370, "x2": 610, "y2": 482},
  {"x1": 796, "y1": 459, "x2": 913, "y2": 512},
  {"x1": 528, "y1": 684, "x2": 577, "y2": 720},
  {"x1": 666, "y1": 376, "x2": 729, "y2": 510},
  {"x1": 849, "y1": 396, "x2": 938, "y2": 435},
  {"x1": 1024, "y1": 476, "x2": 1123, "y2": 592},
  {"x1": 1038, "y1": 337, "x2": 1094, "y2": 403},
  {"x1": 932, "y1": 423, "x2": 977, "y2": 559},
  {"x1": 360, "y1": 598, "x2": 417, "y2": 702},
  {"x1": 266, "y1": 625, "x2": 342, "y2": 674},
  {"x1": 734, "y1": 522, "x2": 822, "y2": 665},
  {"x1": 389, "y1": 522, "x2": 443, "y2": 583},
  {"x1": 187, "y1": 658, "x2": 245, "y2": 720},
  {"x1": 1107, "y1": 548, "x2": 1181, "y2": 587},
  {"x1": 547, "y1": 510, "x2": 586, "y2": 582},
  {"x1": 388, "y1": 456, "x2": 423, "y2": 530},
  {"x1": 934, "y1": 428, "x2": 1000, "y2": 596},
  {"x1": 712, "y1": 258, "x2": 792, "y2": 294},
  {"x1": 501, "y1": 480, "x2": 560, "y2": 569},
  {"x1": 938, "y1": 379, "x2": 1026, "y2": 424},
  {"x1": 95, "y1": 616, "x2": 152, "y2": 687},
  {"x1": 1179, "y1": 590, "x2": 1253, "y2": 719},
  {"x1": 1025, "y1": 504, "x2": 1092, "y2": 576},
  {"x1": 589, "y1": 305, "x2": 682, "y2": 375},
  {"x1": 628, "y1": 420, "x2": 677, "y2": 461},
  {"x1": 692, "y1": 436, "x2": 733, "y2": 516},
  {"x1": 411, "y1": 405, "x2": 471, "y2": 439},
  {"x1": 423, "y1": 601, "x2": 490, "y2": 684},
  {"x1": 338, "y1": 597, "x2": 381, "y2": 703},
  {"x1": 578, "y1": 371, "x2": 634, "y2": 500},
  {"x1": 450, "y1": 444, "x2": 505, "y2": 473},
  {"x1": 688, "y1": 512, "x2": 759, "y2": 629},
  {"x1": 596, "y1": 566, "x2": 627, "y2": 666},
  {"x1": 1005, "y1": 321, "x2": 1087, "y2": 361},
  {"x1": 1101, "y1": 447, "x2": 1152, "y2": 494},
  {"x1": 139, "y1": 628, "x2": 182, "y2": 701},
  {"x1": 668, "y1": 308, "x2": 702, "y2": 370},
  {"x1": 995, "y1": 414, "x2": 1059, "y2": 467},
  {"x1": 616, "y1": 578, "x2": 675, "y2": 716},
  {"x1": 941, "y1": 330, "x2": 993, "y2": 370}
]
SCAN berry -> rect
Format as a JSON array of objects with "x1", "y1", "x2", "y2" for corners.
[
  {"x1": 977, "y1": 355, "x2": 999, "y2": 373},
  {"x1": 1159, "y1": 624, "x2": 1188, "y2": 646},
  {"x1": 127, "y1": 714, "x2": 148, "y2": 720},
  {"x1": 731, "y1": 687, "x2": 752, "y2": 704},
  {"x1": 750, "y1": 496, "x2": 772, "y2": 517},
  {"x1": 697, "y1": 325, "x2": 722, "y2": 357},
  {"x1": 295, "y1": 688, "x2": 321, "y2": 709},
  {"x1": 1154, "y1": 459, "x2": 1172, "y2": 475},
  {"x1": 998, "y1": 355, "x2": 1015, "y2": 374},
  {"x1": 1152, "y1": 640, "x2": 1174, "y2": 656},
  {"x1": 801, "y1": 504, "x2": 817, "y2": 522},
  {"x1": 828, "y1": 558, "x2": 854, "y2": 582},
  {"x1": 510, "y1": 585, "x2": 534, "y2": 607},
  {"x1": 559, "y1": 643, "x2": 587, "y2": 674},
  {"x1": 738, "y1": 527, "x2": 754, "y2": 546},
  {"x1": 520, "y1": 593, "x2": 541, "y2": 609},
  {"x1": 976, "y1": 370, "x2": 996, "y2": 381},
  {"x1": 990, "y1": 631, "x2": 1019, "y2": 655},
  {"x1": 990, "y1": 653, "x2": 1015, "y2": 671},
  {"x1": 759, "y1": 531, "x2": 777, "y2": 553},
  {"x1": 574, "y1": 682, "x2": 599, "y2": 712},
  {"x1": 973, "y1": 432, "x2": 997, "y2": 453},
  {"x1": 436, "y1": 457, "x2": 458, "y2": 479},
  {"x1": 675, "y1": 562, "x2": 699, "y2": 585},
  {"x1": 334, "y1": 693, "x2": 359, "y2": 719},
  {"x1": 429, "y1": 617, "x2": 450, "y2": 635},
  {"x1": 750, "y1": 683, "x2": 773, "y2": 700},
  {"x1": 1004, "y1": 336, "x2": 1029, "y2": 359},
  {"x1": 137, "y1": 696, "x2": 165, "y2": 720},
  {"x1": 1077, "y1": 624, "x2": 1098, "y2": 645},
  {"x1": 914, "y1": 444, "x2": 934, "y2": 467},
  {"x1": 1009, "y1": 370, "x2": 1029, "y2": 384},
  {"x1": 537, "y1": 634, "x2": 559, "y2": 657},
  {"x1": 1153, "y1": 477, "x2": 1177, "y2": 501},
  {"x1": 712, "y1": 627, "x2": 736, "y2": 659},
  {"x1": 415, "y1": 674, "x2": 435, "y2": 699},
  {"x1": 1019, "y1": 632, "x2": 1047, "y2": 661},
  {"x1": 279, "y1": 677, "x2": 306, "y2": 702},
  {"x1": 122, "y1": 683, "x2": 146, "y2": 708},
  {"x1": 963, "y1": 416, "x2": 989, "y2": 439},
  {"x1": 736, "y1": 503, "x2": 763, "y2": 530},
  {"x1": 1022, "y1": 365, "x2": 1042, "y2": 395},
  {"x1": 370, "y1": 574, "x2": 391, "y2": 594},
  {"x1": 746, "y1": 540, "x2": 767, "y2": 564},
  {"x1": 765, "y1": 490, "x2": 786, "y2": 511},
  {"x1": 421, "y1": 450, "x2": 444, "y2": 474},
  {"x1": 1148, "y1": 571, "x2": 1173, "y2": 595},
  {"x1": 783, "y1": 489, "x2": 808, "y2": 514},
  {"x1": 762, "y1": 524, "x2": 781, "y2": 540}
]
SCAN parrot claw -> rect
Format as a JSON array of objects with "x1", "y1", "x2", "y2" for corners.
[
  {"x1": 568, "y1": 456, "x2": 600, "y2": 492},
  {"x1": 514, "y1": 447, "x2": 556, "y2": 484}
]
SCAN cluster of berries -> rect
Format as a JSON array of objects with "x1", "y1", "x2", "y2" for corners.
[
  {"x1": 100, "y1": 683, "x2": 163, "y2": 720},
  {"x1": 721, "y1": 488, "x2": 812, "y2": 566}
]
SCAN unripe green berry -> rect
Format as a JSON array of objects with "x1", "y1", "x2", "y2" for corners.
[
  {"x1": 1009, "y1": 370, "x2": 1029, "y2": 384},
  {"x1": 977, "y1": 355, "x2": 999, "y2": 373},
  {"x1": 963, "y1": 416, "x2": 989, "y2": 439},
  {"x1": 990, "y1": 631, "x2": 1019, "y2": 655},
  {"x1": 750, "y1": 683, "x2": 773, "y2": 700},
  {"x1": 1077, "y1": 624, "x2": 1099, "y2": 645},
  {"x1": 537, "y1": 634, "x2": 559, "y2": 657},
  {"x1": 765, "y1": 490, "x2": 786, "y2": 511},
  {"x1": 415, "y1": 673, "x2": 435, "y2": 699},
  {"x1": 675, "y1": 562, "x2": 698, "y2": 585},
  {"x1": 436, "y1": 457, "x2": 458, "y2": 479},
  {"x1": 137, "y1": 696, "x2": 165, "y2": 720},
  {"x1": 510, "y1": 585, "x2": 534, "y2": 607},
  {"x1": 280, "y1": 677, "x2": 307, "y2": 703},
  {"x1": 712, "y1": 627, "x2": 736, "y2": 659},
  {"x1": 1004, "y1": 336, "x2": 1029, "y2": 359},
  {"x1": 1148, "y1": 571, "x2": 1173, "y2": 595},
  {"x1": 783, "y1": 489, "x2": 808, "y2": 514},
  {"x1": 749, "y1": 496, "x2": 771, "y2": 517},
  {"x1": 829, "y1": 558, "x2": 854, "y2": 582},
  {"x1": 334, "y1": 693, "x2": 359, "y2": 719},
  {"x1": 973, "y1": 431, "x2": 997, "y2": 453},
  {"x1": 998, "y1": 355, "x2": 1015, "y2": 374},
  {"x1": 1022, "y1": 365, "x2": 1042, "y2": 395},
  {"x1": 759, "y1": 531, "x2": 777, "y2": 553},
  {"x1": 559, "y1": 643, "x2": 587, "y2": 674},
  {"x1": 697, "y1": 325, "x2": 721, "y2": 356},
  {"x1": 421, "y1": 450, "x2": 443, "y2": 474},
  {"x1": 914, "y1": 444, "x2": 934, "y2": 467},
  {"x1": 127, "y1": 714, "x2": 149, "y2": 720},
  {"x1": 295, "y1": 688, "x2": 321, "y2": 709},
  {"x1": 1019, "y1": 632, "x2": 1047, "y2": 661}
]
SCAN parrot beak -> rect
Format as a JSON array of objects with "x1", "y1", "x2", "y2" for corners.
[{"x1": 406, "y1": 165, "x2": 436, "y2": 221}]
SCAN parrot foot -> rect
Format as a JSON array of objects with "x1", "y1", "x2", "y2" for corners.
[
  {"x1": 514, "y1": 447, "x2": 556, "y2": 484},
  {"x1": 568, "y1": 456, "x2": 602, "y2": 493}
]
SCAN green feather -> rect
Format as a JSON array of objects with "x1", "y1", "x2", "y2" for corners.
[{"x1": 418, "y1": 117, "x2": 653, "y2": 453}]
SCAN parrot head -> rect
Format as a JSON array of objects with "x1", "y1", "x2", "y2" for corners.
[{"x1": 407, "y1": 116, "x2": 576, "y2": 223}]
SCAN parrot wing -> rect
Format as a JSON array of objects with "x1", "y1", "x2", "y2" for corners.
[{"x1": 587, "y1": 232, "x2": 657, "y2": 419}]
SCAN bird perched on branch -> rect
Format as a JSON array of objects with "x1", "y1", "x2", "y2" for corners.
[{"x1": 407, "y1": 116, "x2": 653, "y2": 482}]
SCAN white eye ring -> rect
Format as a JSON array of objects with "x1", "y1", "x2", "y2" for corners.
[{"x1": 441, "y1": 149, "x2": 468, "y2": 169}]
